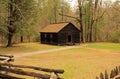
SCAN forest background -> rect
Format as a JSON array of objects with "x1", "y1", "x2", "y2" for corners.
[{"x1": 0, "y1": 0, "x2": 120, "y2": 47}]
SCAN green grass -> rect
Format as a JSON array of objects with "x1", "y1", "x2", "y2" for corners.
[{"x1": 86, "y1": 43, "x2": 120, "y2": 50}]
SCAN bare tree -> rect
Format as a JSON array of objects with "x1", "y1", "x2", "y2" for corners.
[
  {"x1": 78, "y1": 0, "x2": 84, "y2": 42},
  {"x1": 89, "y1": 0, "x2": 99, "y2": 42}
]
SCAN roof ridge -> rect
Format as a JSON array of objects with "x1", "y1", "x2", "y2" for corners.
[
  {"x1": 40, "y1": 22, "x2": 77, "y2": 33},
  {"x1": 50, "y1": 22, "x2": 70, "y2": 24}
]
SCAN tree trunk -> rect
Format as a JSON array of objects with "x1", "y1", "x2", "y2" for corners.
[
  {"x1": 84, "y1": 6, "x2": 87, "y2": 42},
  {"x1": 80, "y1": 22, "x2": 84, "y2": 42},
  {"x1": 89, "y1": 0, "x2": 99, "y2": 42},
  {"x1": 54, "y1": 0, "x2": 57, "y2": 23},
  {"x1": 6, "y1": 33, "x2": 13, "y2": 47},
  {"x1": 6, "y1": 0, "x2": 14, "y2": 47},
  {"x1": 87, "y1": 26, "x2": 90, "y2": 42},
  {"x1": 89, "y1": 22, "x2": 93, "y2": 42},
  {"x1": 27, "y1": 35, "x2": 31, "y2": 42},
  {"x1": 54, "y1": 7, "x2": 57, "y2": 23},
  {"x1": 20, "y1": 36, "x2": 23, "y2": 42},
  {"x1": 6, "y1": 0, "x2": 17, "y2": 47},
  {"x1": 94, "y1": 20, "x2": 98, "y2": 42},
  {"x1": 86, "y1": 0, "x2": 91, "y2": 42},
  {"x1": 78, "y1": 0, "x2": 84, "y2": 43},
  {"x1": 61, "y1": 6, "x2": 64, "y2": 22}
]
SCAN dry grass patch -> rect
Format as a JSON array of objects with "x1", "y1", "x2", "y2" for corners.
[
  {"x1": 0, "y1": 42, "x2": 61, "y2": 54},
  {"x1": 1, "y1": 43, "x2": 120, "y2": 79},
  {"x1": 13, "y1": 43, "x2": 120, "y2": 79}
]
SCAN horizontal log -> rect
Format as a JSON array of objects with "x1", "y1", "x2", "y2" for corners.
[
  {"x1": 0, "y1": 63, "x2": 64, "y2": 74},
  {"x1": 0, "y1": 73, "x2": 24, "y2": 79},
  {"x1": 0, "y1": 57, "x2": 14, "y2": 62},
  {"x1": 0, "y1": 55, "x2": 14, "y2": 58},
  {"x1": 0, "y1": 66, "x2": 63, "y2": 79},
  {"x1": 113, "y1": 74, "x2": 120, "y2": 79},
  {"x1": 0, "y1": 58, "x2": 7, "y2": 61}
]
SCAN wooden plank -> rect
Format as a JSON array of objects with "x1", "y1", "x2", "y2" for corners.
[
  {"x1": 0, "y1": 63, "x2": 64, "y2": 74},
  {"x1": 0, "y1": 57, "x2": 14, "y2": 62},
  {"x1": 0, "y1": 55, "x2": 14, "y2": 58},
  {"x1": 0, "y1": 58, "x2": 7, "y2": 61},
  {"x1": 0, "y1": 73, "x2": 24, "y2": 79},
  {"x1": 113, "y1": 75, "x2": 120, "y2": 79},
  {"x1": 0, "y1": 66, "x2": 64, "y2": 79}
]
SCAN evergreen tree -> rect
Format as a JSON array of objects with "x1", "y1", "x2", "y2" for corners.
[{"x1": 1, "y1": 0, "x2": 39, "y2": 46}]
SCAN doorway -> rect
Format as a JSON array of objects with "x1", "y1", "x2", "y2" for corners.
[{"x1": 68, "y1": 35, "x2": 72, "y2": 42}]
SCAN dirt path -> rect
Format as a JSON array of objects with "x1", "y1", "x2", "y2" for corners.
[
  {"x1": 11, "y1": 44, "x2": 120, "y2": 59},
  {"x1": 14, "y1": 46, "x2": 80, "y2": 58}
]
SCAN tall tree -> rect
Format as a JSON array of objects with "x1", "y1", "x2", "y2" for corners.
[
  {"x1": 89, "y1": 0, "x2": 99, "y2": 42},
  {"x1": 7, "y1": 0, "x2": 20, "y2": 47},
  {"x1": 78, "y1": 0, "x2": 84, "y2": 42},
  {"x1": 0, "y1": 0, "x2": 39, "y2": 46}
]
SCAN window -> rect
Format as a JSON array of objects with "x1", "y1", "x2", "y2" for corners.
[
  {"x1": 44, "y1": 34, "x2": 46, "y2": 38},
  {"x1": 50, "y1": 34, "x2": 53, "y2": 39}
]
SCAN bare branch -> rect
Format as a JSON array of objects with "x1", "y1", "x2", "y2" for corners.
[
  {"x1": 113, "y1": 7, "x2": 120, "y2": 13},
  {"x1": 59, "y1": 13, "x2": 80, "y2": 22},
  {"x1": 96, "y1": 10, "x2": 106, "y2": 21}
]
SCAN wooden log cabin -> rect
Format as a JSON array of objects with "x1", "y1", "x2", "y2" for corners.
[{"x1": 40, "y1": 22, "x2": 80, "y2": 45}]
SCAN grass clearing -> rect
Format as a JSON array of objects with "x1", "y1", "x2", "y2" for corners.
[
  {"x1": 11, "y1": 43, "x2": 120, "y2": 79},
  {"x1": 0, "y1": 42, "x2": 61, "y2": 54},
  {"x1": 0, "y1": 42, "x2": 120, "y2": 79}
]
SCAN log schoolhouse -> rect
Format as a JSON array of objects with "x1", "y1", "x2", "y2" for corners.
[{"x1": 40, "y1": 22, "x2": 80, "y2": 45}]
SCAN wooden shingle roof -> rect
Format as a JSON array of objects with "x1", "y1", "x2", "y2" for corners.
[{"x1": 40, "y1": 22, "x2": 71, "y2": 33}]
